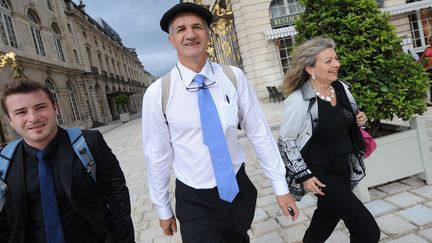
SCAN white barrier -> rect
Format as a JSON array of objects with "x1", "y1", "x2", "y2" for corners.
[{"x1": 354, "y1": 117, "x2": 432, "y2": 202}]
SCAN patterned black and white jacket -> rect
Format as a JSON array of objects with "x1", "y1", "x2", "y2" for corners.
[{"x1": 278, "y1": 80, "x2": 366, "y2": 201}]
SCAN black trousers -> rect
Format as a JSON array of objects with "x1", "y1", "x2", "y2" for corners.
[
  {"x1": 303, "y1": 168, "x2": 380, "y2": 243},
  {"x1": 175, "y1": 164, "x2": 257, "y2": 243}
]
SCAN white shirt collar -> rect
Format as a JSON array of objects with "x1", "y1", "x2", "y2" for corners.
[{"x1": 176, "y1": 60, "x2": 216, "y2": 87}]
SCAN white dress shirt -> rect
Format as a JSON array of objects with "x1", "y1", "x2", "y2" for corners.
[{"x1": 142, "y1": 60, "x2": 288, "y2": 219}]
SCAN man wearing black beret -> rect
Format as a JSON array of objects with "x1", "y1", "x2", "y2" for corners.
[{"x1": 142, "y1": 2, "x2": 299, "y2": 242}]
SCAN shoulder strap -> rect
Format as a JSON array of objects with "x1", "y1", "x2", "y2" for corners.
[
  {"x1": 66, "y1": 128, "x2": 96, "y2": 182},
  {"x1": 221, "y1": 64, "x2": 237, "y2": 89},
  {"x1": 161, "y1": 73, "x2": 171, "y2": 115},
  {"x1": 0, "y1": 139, "x2": 21, "y2": 181},
  {"x1": 0, "y1": 139, "x2": 21, "y2": 212}
]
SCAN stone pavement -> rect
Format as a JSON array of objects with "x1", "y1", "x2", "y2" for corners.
[{"x1": 96, "y1": 102, "x2": 432, "y2": 243}]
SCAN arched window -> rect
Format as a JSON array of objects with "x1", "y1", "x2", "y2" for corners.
[
  {"x1": 111, "y1": 58, "x2": 116, "y2": 74},
  {"x1": 105, "y1": 56, "x2": 111, "y2": 72},
  {"x1": 0, "y1": 0, "x2": 17, "y2": 47},
  {"x1": 97, "y1": 53, "x2": 104, "y2": 72},
  {"x1": 117, "y1": 61, "x2": 121, "y2": 76},
  {"x1": 86, "y1": 46, "x2": 93, "y2": 66},
  {"x1": 45, "y1": 80, "x2": 63, "y2": 125},
  {"x1": 66, "y1": 82, "x2": 80, "y2": 121},
  {"x1": 52, "y1": 23, "x2": 65, "y2": 62},
  {"x1": 27, "y1": 9, "x2": 45, "y2": 56},
  {"x1": 95, "y1": 84, "x2": 104, "y2": 114},
  {"x1": 105, "y1": 85, "x2": 111, "y2": 95}
]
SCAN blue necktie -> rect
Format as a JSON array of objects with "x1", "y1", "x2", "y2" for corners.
[
  {"x1": 36, "y1": 150, "x2": 66, "y2": 243},
  {"x1": 194, "y1": 74, "x2": 239, "y2": 202}
]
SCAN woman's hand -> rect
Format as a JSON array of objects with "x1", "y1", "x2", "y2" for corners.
[
  {"x1": 303, "y1": 176, "x2": 326, "y2": 196},
  {"x1": 356, "y1": 111, "x2": 367, "y2": 127}
]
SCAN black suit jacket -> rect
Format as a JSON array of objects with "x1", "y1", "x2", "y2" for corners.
[{"x1": 0, "y1": 128, "x2": 135, "y2": 243}]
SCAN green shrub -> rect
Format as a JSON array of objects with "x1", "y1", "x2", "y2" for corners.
[
  {"x1": 295, "y1": 0, "x2": 429, "y2": 134},
  {"x1": 114, "y1": 94, "x2": 129, "y2": 106}
]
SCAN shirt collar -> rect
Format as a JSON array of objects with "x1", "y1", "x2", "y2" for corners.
[
  {"x1": 300, "y1": 80, "x2": 316, "y2": 101},
  {"x1": 176, "y1": 60, "x2": 216, "y2": 87}
]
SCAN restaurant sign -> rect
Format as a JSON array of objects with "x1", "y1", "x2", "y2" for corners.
[{"x1": 271, "y1": 14, "x2": 300, "y2": 28}]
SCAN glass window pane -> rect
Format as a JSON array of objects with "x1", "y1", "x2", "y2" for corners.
[
  {"x1": 0, "y1": 0, "x2": 9, "y2": 10},
  {"x1": 0, "y1": 16, "x2": 8, "y2": 45},
  {"x1": 45, "y1": 80, "x2": 64, "y2": 125},
  {"x1": 4, "y1": 15, "x2": 17, "y2": 47},
  {"x1": 276, "y1": 36, "x2": 295, "y2": 72}
]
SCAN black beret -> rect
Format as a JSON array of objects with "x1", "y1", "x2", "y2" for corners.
[{"x1": 160, "y1": 3, "x2": 213, "y2": 33}]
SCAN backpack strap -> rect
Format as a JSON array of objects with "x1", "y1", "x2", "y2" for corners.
[
  {"x1": 0, "y1": 139, "x2": 21, "y2": 181},
  {"x1": 161, "y1": 72, "x2": 171, "y2": 116},
  {"x1": 221, "y1": 64, "x2": 237, "y2": 89},
  {"x1": 66, "y1": 128, "x2": 97, "y2": 182},
  {"x1": 0, "y1": 139, "x2": 21, "y2": 212}
]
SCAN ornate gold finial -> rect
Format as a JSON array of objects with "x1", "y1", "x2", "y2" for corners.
[
  {"x1": 195, "y1": 0, "x2": 204, "y2": 5},
  {"x1": 214, "y1": 3, "x2": 232, "y2": 17},
  {"x1": 0, "y1": 52, "x2": 22, "y2": 79}
]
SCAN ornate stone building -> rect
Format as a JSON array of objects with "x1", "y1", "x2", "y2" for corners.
[
  {"x1": 0, "y1": 0, "x2": 155, "y2": 144},
  {"x1": 183, "y1": 0, "x2": 432, "y2": 99}
]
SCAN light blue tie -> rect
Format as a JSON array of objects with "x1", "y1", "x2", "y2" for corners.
[
  {"x1": 36, "y1": 150, "x2": 66, "y2": 243},
  {"x1": 194, "y1": 74, "x2": 239, "y2": 202}
]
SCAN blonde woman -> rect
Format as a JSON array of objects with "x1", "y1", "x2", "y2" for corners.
[{"x1": 278, "y1": 37, "x2": 380, "y2": 243}]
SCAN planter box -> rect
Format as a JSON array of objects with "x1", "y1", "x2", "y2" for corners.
[
  {"x1": 354, "y1": 117, "x2": 432, "y2": 202},
  {"x1": 119, "y1": 112, "x2": 131, "y2": 123}
]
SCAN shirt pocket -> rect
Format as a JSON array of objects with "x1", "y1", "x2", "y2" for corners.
[{"x1": 219, "y1": 101, "x2": 238, "y2": 128}]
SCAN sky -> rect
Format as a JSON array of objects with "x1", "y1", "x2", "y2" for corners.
[{"x1": 72, "y1": 0, "x2": 179, "y2": 77}]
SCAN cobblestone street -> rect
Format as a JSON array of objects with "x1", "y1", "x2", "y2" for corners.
[{"x1": 99, "y1": 102, "x2": 432, "y2": 243}]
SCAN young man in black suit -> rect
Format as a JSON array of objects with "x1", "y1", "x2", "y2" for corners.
[{"x1": 0, "y1": 80, "x2": 135, "y2": 243}]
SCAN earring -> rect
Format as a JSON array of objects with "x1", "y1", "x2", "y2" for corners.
[{"x1": 311, "y1": 73, "x2": 316, "y2": 80}]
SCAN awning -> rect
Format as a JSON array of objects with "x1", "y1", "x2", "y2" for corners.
[
  {"x1": 263, "y1": 26, "x2": 297, "y2": 40},
  {"x1": 381, "y1": 0, "x2": 432, "y2": 15},
  {"x1": 263, "y1": 1, "x2": 431, "y2": 40}
]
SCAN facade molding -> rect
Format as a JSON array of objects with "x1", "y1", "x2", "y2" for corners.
[{"x1": 0, "y1": 0, "x2": 155, "y2": 143}]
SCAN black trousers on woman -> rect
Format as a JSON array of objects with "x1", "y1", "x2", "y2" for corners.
[
  {"x1": 175, "y1": 164, "x2": 257, "y2": 243},
  {"x1": 303, "y1": 168, "x2": 380, "y2": 243}
]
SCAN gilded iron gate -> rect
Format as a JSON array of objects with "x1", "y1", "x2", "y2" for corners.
[{"x1": 193, "y1": 0, "x2": 243, "y2": 68}]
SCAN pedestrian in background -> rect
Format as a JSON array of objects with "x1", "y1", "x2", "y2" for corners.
[
  {"x1": 142, "y1": 2, "x2": 298, "y2": 242},
  {"x1": 278, "y1": 37, "x2": 380, "y2": 243},
  {"x1": 0, "y1": 80, "x2": 135, "y2": 243},
  {"x1": 419, "y1": 36, "x2": 432, "y2": 102}
]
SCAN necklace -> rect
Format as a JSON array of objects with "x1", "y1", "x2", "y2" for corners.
[{"x1": 314, "y1": 86, "x2": 335, "y2": 102}]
